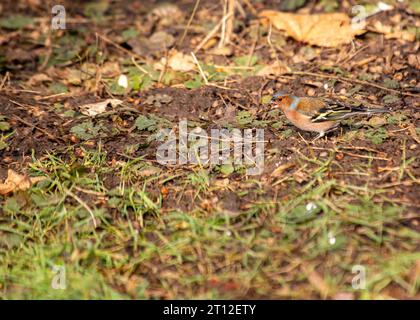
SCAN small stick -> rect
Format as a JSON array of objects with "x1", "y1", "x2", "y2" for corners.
[
  {"x1": 158, "y1": 50, "x2": 169, "y2": 84},
  {"x1": 219, "y1": 0, "x2": 228, "y2": 48},
  {"x1": 0, "y1": 72, "x2": 10, "y2": 90},
  {"x1": 190, "y1": 52, "x2": 208, "y2": 85},
  {"x1": 66, "y1": 189, "x2": 98, "y2": 228},
  {"x1": 247, "y1": 22, "x2": 259, "y2": 67},
  {"x1": 36, "y1": 92, "x2": 68, "y2": 100},
  {"x1": 179, "y1": 0, "x2": 201, "y2": 46},
  {"x1": 240, "y1": 0, "x2": 258, "y2": 16},
  {"x1": 341, "y1": 151, "x2": 390, "y2": 161},
  {"x1": 96, "y1": 32, "x2": 145, "y2": 62},
  {"x1": 131, "y1": 56, "x2": 153, "y2": 78},
  {"x1": 8, "y1": 100, "x2": 65, "y2": 142},
  {"x1": 195, "y1": 12, "x2": 233, "y2": 53},
  {"x1": 224, "y1": 0, "x2": 236, "y2": 45}
]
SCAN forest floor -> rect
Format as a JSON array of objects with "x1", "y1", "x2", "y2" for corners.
[{"x1": 0, "y1": 0, "x2": 419, "y2": 299}]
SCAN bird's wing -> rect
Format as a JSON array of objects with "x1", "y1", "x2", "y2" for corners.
[{"x1": 297, "y1": 98, "x2": 358, "y2": 122}]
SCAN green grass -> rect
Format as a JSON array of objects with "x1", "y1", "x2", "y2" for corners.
[{"x1": 0, "y1": 143, "x2": 418, "y2": 299}]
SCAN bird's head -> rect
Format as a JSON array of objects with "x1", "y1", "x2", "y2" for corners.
[{"x1": 269, "y1": 91, "x2": 294, "y2": 111}]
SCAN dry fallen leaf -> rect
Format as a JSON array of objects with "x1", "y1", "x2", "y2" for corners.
[
  {"x1": 26, "y1": 73, "x2": 52, "y2": 86},
  {"x1": 259, "y1": 10, "x2": 365, "y2": 47},
  {"x1": 371, "y1": 21, "x2": 416, "y2": 42},
  {"x1": 257, "y1": 61, "x2": 290, "y2": 76},
  {"x1": 0, "y1": 169, "x2": 45, "y2": 195},
  {"x1": 78, "y1": 99, "x2": 123, "y2": 117},
  {"x1": 271, "y1": 163, "x2": 295, "y2": 177},
  {"x1": 167, "y1": 52, "x2": 196, "y2": 72}
]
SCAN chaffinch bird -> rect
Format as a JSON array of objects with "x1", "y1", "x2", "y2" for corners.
[{"x1": 270, "y1": 91, "x2": 390, "y2": 140}]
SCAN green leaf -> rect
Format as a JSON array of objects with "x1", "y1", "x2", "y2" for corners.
[
  {"x1": 49, "y1": 82, "x2": 69, "y2": 94},
  {"x1": 408, "y1": 1, "x2": 420, "y2": 14},
  {"x1": 236, "y1": 111, "x2": 254, "y2": 126},
  {"x1": 261, "y1": 95, "x2": 272, "y2": 104},
  {"x1": 358, "y1": 73, "x2": 374, "y2": 81},
  {"x1": 0, "y1": 140, "x2": 8, "y2": 151},
  {"x1": 387, "y1": 113, "x2": 407, "y2": 125},
  {"x1": 184, "y1": 78, "x2": 202, "y2": 89},
  {"x1": 281, "y1": 202, "x2": 321, "y2": 224},
  {"x1": 0, "y1": 121, "x2": 10, "y2": 131},
  {"x1": 382, "y1": 94, "x2": 400, "y2": 104},
  {"x1": 84, "y1": 1, "x2": 109, "y2": 19},
  {"x1": 70, "y1": 122, "x2": 103, "y2": 140},
  {"x1": 0, "y1": 15, "x2": 34, "y2": 30},
  {"x1": 4, "y1": 198, "x2": 21, "y2": 214},
  {"x1": 320, "y1": 65, "x2": 345, "y2": 75},
  {"x1": 348, "y1": 84, "x2": 362, "y2": 96},
  {"x1": 234, "y1": 55, "x2": 258, "y2": 67},
  {"x1": 63, "y1": 110, "x2": 76, "y2": 118},
  {"x1": 219, "y1": 164, "x2": 235, "y2": 176},
  {"x1": 279, "y1": 0, "x2": 306, "y2": 11},
  {"x1": 365, "y1": 127, "x2": 388, "y2": 145},
  {"x1": 320, "y1": 0, "x2": 338, "y2": 12},
  {"x1": 281, "y1": 129, "x2": 293, "y2": 138},
  {"x1": 122, "y1": 28, "x2": 139, "y2": 41},
  {"x1": 383, "y1": 78, "x2": 400, "y2": 89},
  {"x1": 134, "y1": 115, "x2": 158, "y2": 132}
]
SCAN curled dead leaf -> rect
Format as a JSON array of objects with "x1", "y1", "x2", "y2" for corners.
[
  {"x1": 259, "y1": 10, "x2": 365, "y2": 47},
  {"x1": 271, "y1": 163, "x2": 295, "y2": 177},
  {"x1": 167, "y1": 51, "x2": 196, "y2": 72},
  {"x1": 257, "y1": 61, "x2": 290, "y2": 76},
  {"x1": 0, "y1": 169, "x2": 45, "y2": 195},
  {"x1": 78, "y1": 99, "x2": 123, "y2": 117}
]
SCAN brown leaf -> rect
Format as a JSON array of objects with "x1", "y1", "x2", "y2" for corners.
[
  {"x1": 259, "y1": 10, "x2": 365, "y2": 47},
  {"x1": 78, "y1": 99, "x2": 123, "y2": 117},
  {"x1": 271, "y1": 163, "x2": 295, "y2": 177},
  {"x1": 166, "y1": 51, "x2": 195, "y2": 72},
  {"x1": 257, "y1": 61, "x2": 290, "y2": 76},
  {"x1": 0, "y1": 169, "x2": 45, "y2": 195}
]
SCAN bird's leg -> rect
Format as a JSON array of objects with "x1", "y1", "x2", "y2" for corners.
[{"x1": 311, "y1": 131, "x2": 325, "y2": 142}]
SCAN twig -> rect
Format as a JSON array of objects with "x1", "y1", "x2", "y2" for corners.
[
  {"x1": 66, "y1": 189, "x2": 98, "y2": 228},
  {"x1": 240, "y1": 0, "x2": 258, "y2": 16},
  {"x1": 224, "y1": 0, "x2": 236, "y2": 45},
  {"x1": 36, "y1": 92, "x2": 68, "y2": 100},
  {"x1": 219, "y1": 0, "x2": 228, "y2": 48},
  {"x1": 247, "y1": 22, "x2": 259, "y2": 67},
  {"x1": 158, "y1": 50, "x2": 169, "y2": 84},
  {"x1": 191, "y1": 52, "x2": 208, "y2": 85},
  {"x1": 341, "y1": 151, "x2": 390, "y2": 161},
  {"x1": 39, "y1": 31, "x2": 52, "y2": 71},
  {"x1": 179, "y1": 0, "x2": 201, "y2": 46},
  {"x1": 96, "y1": 32, "x2": 145, "y2": 62},
  {"x1": 195, "y1": 12, "x2": 233, "y2": 53},
  {"x1": 131, "y1": 56, "x2": 153, "y2": 78},
  {"x1": 0, "y1": 72, "x2": 10, "y2": 90},
  {"x1": 10, "y1": 109, "x2": 64, "y2": 143}
]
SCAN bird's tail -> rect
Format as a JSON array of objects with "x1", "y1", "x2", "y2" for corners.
[
  {"x1": 311, "y1": 102, "x2": 391, "y2": 123},
  {"x1": 363, "y1": 107, "x2": 390, "y2": 114},
  {"x1": 334, "y1": 108, "x2": 390, "y2": 121}
]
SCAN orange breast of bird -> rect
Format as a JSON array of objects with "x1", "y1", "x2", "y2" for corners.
[{"x1": 284, "y1": 109, "x2": 337, "y2": 133}]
